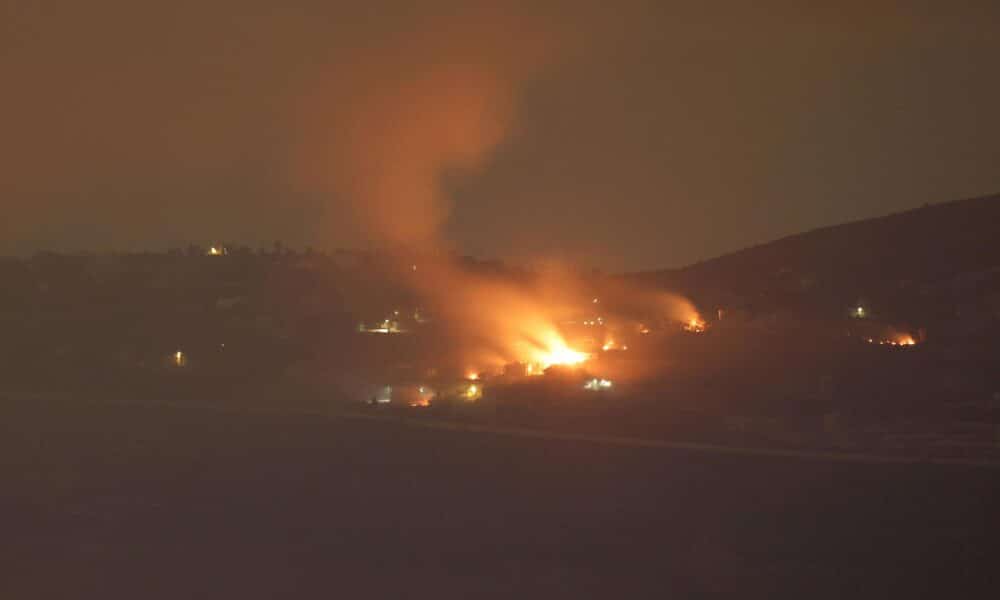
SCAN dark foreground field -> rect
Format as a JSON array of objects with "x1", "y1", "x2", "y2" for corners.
[{"x1": 2, "y1": 397, "x2": 997, "y2": 599}]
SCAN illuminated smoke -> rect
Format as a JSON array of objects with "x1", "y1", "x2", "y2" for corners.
[
  {"x1": 405, "y1": 259, "x2": 590, "y2": 372},
  {"x1": 291, "y1": 6, "x2": 699, "y2": 379},
  {"x1": 295, "y1": 6, "x2": 561, "y2": 247}
]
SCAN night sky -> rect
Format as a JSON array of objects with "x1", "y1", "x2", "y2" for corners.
[{"x1": 3, "y1": 1, "x2": 999, "y2": 271}]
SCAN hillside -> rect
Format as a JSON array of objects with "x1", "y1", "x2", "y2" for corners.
[{"x1": 637, "y1": 193, "x2": 1000, "y2": 326}]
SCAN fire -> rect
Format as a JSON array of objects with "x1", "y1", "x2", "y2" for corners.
[
  {"x1": 866, "y1": 333, "x2": 917, "y2": 347},
  {"x1": 407, "y1": 385, "x2": 435, "y2": 407},
  {"x1": 517, "y1": 340, "x2": 590, "y2": 376},
  {"x1": 539, "y1": 343, "x2": 589, "y2": 368},
  {"x1": 683, "y1": 316, "x2": 706, "y2": 333},
  {"x1": 466, "y1": 371, "x2": 480, "y2": 381}
]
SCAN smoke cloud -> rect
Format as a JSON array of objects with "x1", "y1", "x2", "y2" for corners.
[{"x1": 294, "y1": 6, "x2": 564, "y2": 248}]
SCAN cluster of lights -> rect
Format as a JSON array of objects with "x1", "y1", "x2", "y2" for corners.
[
  {"x1": 359, "y1": 317, "x2": 403, "y2": 334},
  {"x1": 866, "y1": 336, "x2": 916, "y2": 347},
  {"x1": 583, "y1": 378, "x2": 613, "y2": 391}
]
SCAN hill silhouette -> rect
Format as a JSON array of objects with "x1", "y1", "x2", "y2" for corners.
[{"x1": 637, "y1": 193, "x2": 1000, "y2": 326}]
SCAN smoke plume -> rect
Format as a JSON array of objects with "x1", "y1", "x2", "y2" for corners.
[{"x1": 295, "y1": 6, "x2": 563, "y2": 247}]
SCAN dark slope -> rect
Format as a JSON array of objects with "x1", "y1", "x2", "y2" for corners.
[{"x1": 636, "y1": 193, "x2": 1000, "y2": 322}]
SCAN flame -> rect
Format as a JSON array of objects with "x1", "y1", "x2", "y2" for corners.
[
  {"x1": 865, "y1": 332, "x2": 917, "y2": 347},
  {"x1": 537, "y1": 342, "x2": 589, "y2": 368},
  {"x1": 683, "y1": 317, "x2": 706, "y2": 333}
]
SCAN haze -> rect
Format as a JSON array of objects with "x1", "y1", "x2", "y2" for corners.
[{"x1": 2, "y1": 0, "x2": 999, "y2": 270}]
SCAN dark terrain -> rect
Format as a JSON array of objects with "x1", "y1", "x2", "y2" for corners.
[
  {"x1": 2, "y1": 195, "x2": 999, "y2": 598},
  {"x1": 2, "y1": 396, "x2": 997, "y2": 599}
]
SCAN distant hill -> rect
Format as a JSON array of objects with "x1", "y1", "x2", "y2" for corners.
[{"x1": 636, "y1": 193, "x2": 1000, "y2": 323}]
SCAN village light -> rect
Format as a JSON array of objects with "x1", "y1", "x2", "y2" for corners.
[{"x1": 583, "y1": 378, "x2": 613, "y2": 391}]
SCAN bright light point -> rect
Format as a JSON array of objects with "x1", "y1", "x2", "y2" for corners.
[{"x1": 466, "y1": 372, "x2": 479, "y2": 381}]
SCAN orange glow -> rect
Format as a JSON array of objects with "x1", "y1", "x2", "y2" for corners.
[
  {"x1": 894, "y1": 334, "x2": 916, "y2": 346},
  {"x1": 683, "y1": 316, "x2": 706, "y2": 333},
  {"x1": 866, "y1": 332, "x2": 917, "y2": 347},
  {"x1": 404, "y1": 260, "x2": 594, "y2": 377},
  {"x1": 409, "y1": 398, "x2": 431, "y2": 408},
  {"x1": 535, "y1": 342, "x2": 589, "y2": 369},
  {"x1": 466, "y1": 371, "x2": 480, "y2": 381}
]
